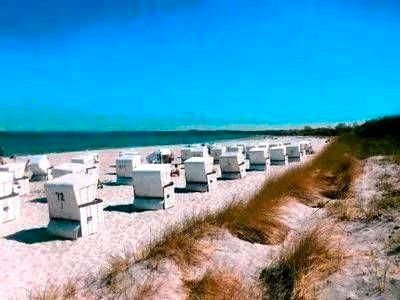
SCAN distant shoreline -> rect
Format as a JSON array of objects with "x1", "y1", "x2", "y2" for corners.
[{"x1": 0, "y1": 128, "x2": 337, "y2": 156}]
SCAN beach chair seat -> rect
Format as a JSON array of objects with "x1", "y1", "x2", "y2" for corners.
[
  {"x1": 219, "y1": 152, "x2": 247, "y2": 179},
  {"x1": 45, "y1": 174, "x2": 103, "y2": 239},
  {"x1": 132, "y1": 164, "x2": 175, "y2": 210},
  {"x1": 184, "y1": 157, "x2": 217, "y2": 192}
]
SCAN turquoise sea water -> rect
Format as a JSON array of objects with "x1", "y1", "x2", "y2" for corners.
[{"x1": 0, "y1": 131, "x2": 264, "y2": 155}]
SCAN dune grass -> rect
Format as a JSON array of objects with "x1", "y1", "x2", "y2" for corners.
[
  {"x1": 186, "y1": 270, "x2": 261, "y2": 300},
  {"x1": 29, "y1": 279, "x2": 77, "y2": 300},
  {"x1": 30, "y1": 137, "x2": 359, "y2": 298},
  {"x1": 260, "y1": 224, "x2": 343, "y2": 299},
  {"x1": 141, "y1": 216, "x2": 217, "y2": 268}
]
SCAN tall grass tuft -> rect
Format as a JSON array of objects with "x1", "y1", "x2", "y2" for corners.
[
  {"x1": 142, "y1": 216, "x2": 217, "y2": 268},
  {"x1": 260, "y1": 224, "x2": 343, "y2": 299},
  {"x1": 186, "y1": 270, "x2": 261, "y2": 300}
]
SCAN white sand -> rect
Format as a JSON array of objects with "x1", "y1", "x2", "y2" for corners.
[{"x1": 0, "y1": 137, "x2": 326, "y2": 299}]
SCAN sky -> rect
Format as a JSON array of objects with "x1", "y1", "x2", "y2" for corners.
[{"x1": 0, "y1": 0, "x2": 399, "y2": 131}]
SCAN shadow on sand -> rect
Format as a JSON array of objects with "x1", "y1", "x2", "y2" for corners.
[
  {"x1": 104, "y1": 204, "x2": 145, "y2": 214},
  {"x1": 30, "y1": 197, "x2": 47, "y2": 204},
  {"x1": 5, "y1": 227, "x2": 63, "y2": 244},
  {"x1": 174, "y1": 187, "x2": 190, "y2": 194},
  {"x1": 103, "y1": 181, "x2": 129, "y2": 187}
]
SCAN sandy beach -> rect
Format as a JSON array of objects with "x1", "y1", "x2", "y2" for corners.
[{"x1": 0, "y1": 136, "x2": 326, "y2": 299}]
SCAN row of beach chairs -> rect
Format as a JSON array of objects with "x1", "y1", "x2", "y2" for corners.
[{"x1": 0, "y1": 140, "x2": 313, "y2": 240}]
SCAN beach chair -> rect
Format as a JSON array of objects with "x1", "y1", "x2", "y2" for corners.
[
  {"x1": 190, "y1": 146, "x2": 209, "y2": 158},
  {"x1": 299, "y1": 141, "x2": 313, "y2": 155},
  {"x1": 45, "y1": 174, "x2": 103, "y2": 240},
  {"x1": 226, "y1": 144, "x2": 245, "y2": 155},
  {"x1": 269, "y1": 143, "x2": 282, "y2": 149},
  {"x1": 0, "y1": 162, "x2": 30, "y2": 196},
  {"x1": 132, "y1": 164, "x2": 175, "y2": 210},
  {"x1": 184, "y1": 157, "x2": 217, "y2": 192},
  {"x1": 52, "y1": 162, "x2": 87, "y2": 179},
  {"x1": 71, "y1": 153, "x2": 99, "y2": 176},
  {"x1": 269, "y1": 146, "x2": 288, "y2": 166},
  {"x1": 210, "y1": 145, "x2": 226, "y2": 163},
  {"x1": 116, "y1": 154, "x2": 142, "y2": 185},
  {"x1": 180, "y1": 147, "x2": 193, "y2": 162},
  {"x1": 248, "y1": 147, "x2": 269, "y2": 170},
  {"x1": 219, "y1": 152, "x2": 246, "y2": 179},
  {"x1": 245, "y1": 144, "x2": 256, "y2": 158},
  {"x1": 286, "y1": 144, "x2": 302, "y2": 163},
  {"x1": 27, "y1": 155, "x2": 53, "y2": 181},
  {"x1": 119, "y1": 149, "x2": 139, "y2": 157},
  {"x1": 0, "y1": 172, "x2": 21, "y2": 223},
  {"x1": 258, "y1": 142, "x2": 269, "y2": 149}
]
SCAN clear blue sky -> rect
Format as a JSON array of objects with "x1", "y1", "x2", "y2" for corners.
[{"x1": 0, "y1": 0, "x2": 399, "y2": 131}]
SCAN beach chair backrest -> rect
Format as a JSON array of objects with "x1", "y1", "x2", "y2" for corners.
[
  {"x1": 132, "y1": 164, "x2": 171, "y2": 198},
  {"x1": 269, "y1": 146, "x2": 287, "y2": 161},
  {"x1": 249, "y1": 147, "x2": 268, "y2": 164},
  {"x1": 180, "y1": 148, "x2": 193, "y2": 162},
  {"x1": 219, "y1": 152, "x2": 244, "y2": 172},
  {"x1": 286, "y1": 145, "x2": 301, "y2": 158},
  {"x1": 184, "y1": 157, "x2": 213, "y2": 183},
  {"x1": 0, "y1": 162, "x2": 25, "y2": 180},
  {"x1": 191, "y1": 147, "x2": 209, "y2": 158},
  {"x1": 28, "y1": 155, "x2": 51, "y2": 175},
  {"x1": 45, "y1": 174, "x2": 98, "y2": 220},
  {"x1": 71, "y1": 154, "x2": 96, "y2": 169},
  {"x1": 210, "y1": 145, "x2": 226, "y2": 160},
  {"x1": 116, "y1": 155, "x2": 141, "y2": 177},
  {"x1": 0, "y1": 172, "x2": 13, "y2": 198},
  {"x1": 52, "y1": 163, "x2": 86, "y2": 179}
]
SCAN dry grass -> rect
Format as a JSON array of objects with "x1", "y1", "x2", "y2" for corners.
[
  {"x1": 98, "y1": 250, "x2": 133, "y2": 293},
  {"x1": 363, "y1": 171, "x2": 400, "y2": 221},
  {"x1": 142, "y1": 216, "x2": 217, "y2": 268},
  {"x1": 31, "y1": 138, "x2": 359, "y2": 298},
  {"x1": 211, "y1": 138, "x2": 359, "y2": 244},
  {"x1": 29, "y1": 279, "x2": 78, "y2": 300},
  {"x1": 186, "y1": 270, "x2": 261, "y2": 300},
  {"x1": 260, "y1": 224, "x2": 343, "y2": 299},
  {"x1": 210, "y1": 198, "x2": 290, "y2": 245}
]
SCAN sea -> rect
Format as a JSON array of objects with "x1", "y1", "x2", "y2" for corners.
[{"x1": 0, "y1": 130, "x2": 266, "y2": 156}]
